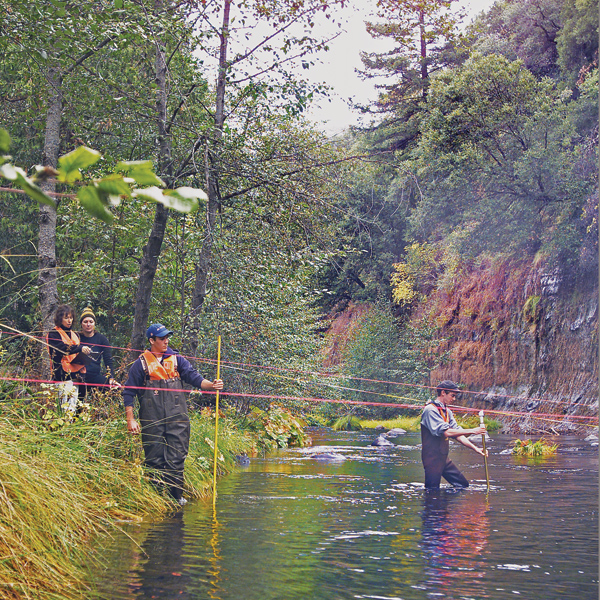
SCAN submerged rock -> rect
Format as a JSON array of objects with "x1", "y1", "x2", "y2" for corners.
[
  {"x1": 386, "y1": 428, "x2": 406, "y2": 437},
  {"x1": 371, "y1": 434, "x2": 394, "y2": 447},
  {"x1": 310, "y1": 452, "x2": 346, "y2": 462},
  {"x1": 467, "y1": 433, "x2": 491, "y2": 443}
]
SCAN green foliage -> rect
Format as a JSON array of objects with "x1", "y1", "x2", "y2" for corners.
[
  {"x1": 310, "y1": 144, "x2": 412, "y2": 310},
  {"x1": 523, "y1": 295, "x2": 542, "y2": 323},
  {"x1": 512, "y1": 438, "x2": 558, "y2": 456},
  {"x1": 457, "y1": 414, "x2": 503, "y2": 432},
  {"x1": 360, "y1": 0, "x2": 467, "y2": 152},
  {"x1": 0, "y1": 132, "x2": 205, "y2": 223},
  {"x1": 0, "y1": 389, "x2": 261, "y2": 597},
  {"x1": 556, "y1": 0, "x2": 599, "y2": 85},
  {"x1": 302, "y1": 411, "x2": 330, "y2": 427},
  {"x1": 470, "y1": 0, "x2": 563, "y2": 78},
  {"x1": 410, "y1": 53, "x2": 597, "y2": 267},
  {"x1": 331, "y1": 414, "x2": 363, "y2": 431},
  {"x1": 359, "y1": 415, "x2": 422, "y2": 431},
  {"x1": 342, "y1": 301, "x2": 440, "y2": 417},
  {"x1": 245, "y1": 404, "x2": 310, "y2": 452},
  {"x1": 391, "y1": 242, "x2": 440, "y2": 306}
]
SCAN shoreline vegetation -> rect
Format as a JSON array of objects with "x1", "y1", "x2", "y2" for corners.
[
  {"x1": 0, "y1": 392, "x2": 259, "y2": 600},
  {"x1": 0, "y1": 388, "x2": 572, "y2": 600},
  {"x1": 347, "y1": 415, "x2": 504, "y2": 433}
]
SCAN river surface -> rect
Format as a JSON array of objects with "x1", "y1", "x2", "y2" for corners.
[{"x1": 94, "y1": 430, "x2": 598, "y2": 599}]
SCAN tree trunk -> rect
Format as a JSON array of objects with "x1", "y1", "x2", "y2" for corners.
[
  {"x1": 184, "y1": 0, "x2": 230, "y2": 357},
  {"x1": 128, "y1": 3, "x2": 172, "y2": 360},
  {"x1": 129, "y1": 204, "x2": 170, "y2": 358},
  {"x1": 38, "y1": 67, "x2": 62, "y2": 377},
  {"x1": 419, "y1": 9, "x2": 428, "y2": 98}
]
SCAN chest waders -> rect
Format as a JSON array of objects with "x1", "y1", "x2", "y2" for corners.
[
  {"x1": 140, "y1": 378, "x2": 190, "y2": 500},
  {"x1": 421, "y1": 425, "x2": 469, "y2": 489}
]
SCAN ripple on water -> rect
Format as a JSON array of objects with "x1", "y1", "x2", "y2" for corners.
[{"x1": 93, "y1": 432, "x2": 598, "y2": 600}]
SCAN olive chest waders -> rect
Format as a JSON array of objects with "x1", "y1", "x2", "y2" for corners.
[
  {"x1": 421, "y1": 425, "x2": 469, "y2": 489},
  {"x1": 140, "y1": 378, "x2": 190, "y2": 500}
]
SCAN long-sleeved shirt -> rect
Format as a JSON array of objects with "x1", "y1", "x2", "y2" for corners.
[
  {"x1": 79, "y1": 331, "x2": 115, "y2": 379},
  {"x1": 47, "y1": 327, "x2": 86, "y2": 381},
  {"x1": 122, "y1": 347, "x2": 205, "y2": 408},
  {"x1": 421, "y1": 399, "x2": 460, "y2": 437}
]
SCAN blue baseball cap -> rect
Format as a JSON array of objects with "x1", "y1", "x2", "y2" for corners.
[{"x1": 146, "y1": 323, "x2": 174, "y2": 339}]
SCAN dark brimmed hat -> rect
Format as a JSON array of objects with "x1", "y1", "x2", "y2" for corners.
[
  {"x1": 436, "y1": 380, "x2": 460, "y2": 395},
  {"x1": 146, "y1": 323, "x2": 174, "y2": 339}
]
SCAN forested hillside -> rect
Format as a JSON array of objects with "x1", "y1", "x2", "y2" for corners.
[
  {"x1": 315, "y1": 0, "x2": 598, "y2": 429},
  {"x1": 0, "y1": 0, "x2": 597, "y2": 430}
]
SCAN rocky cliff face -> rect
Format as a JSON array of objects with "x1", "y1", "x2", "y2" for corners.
[
  {"x1": 323, "y1": 257, "x2": 598, "y2": 434},
  {"x1": 421, "y1": 258, "x2": 598, "y2": 434}
]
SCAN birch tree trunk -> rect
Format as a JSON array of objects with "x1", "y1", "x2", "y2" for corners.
[{"x1": 38, "y1": 67, "x2": 62, "y2": 378}]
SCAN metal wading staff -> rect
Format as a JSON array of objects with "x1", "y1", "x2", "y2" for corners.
[
  {"x1": 479, "y1": 410, "x2": 490, "y2": 492},
  {"x1": 212, "y1": 335, "x2": 222, "y2": 507}
]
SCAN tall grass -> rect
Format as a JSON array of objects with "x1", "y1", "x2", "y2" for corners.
[
  {"x1": 359, "y1": 415, "x2": 421, "y2": 431},
  {"x1": 332, "y1": 414, "x2": 363, "y2": 431},
  {"x1": 359, "y1": 414, "x2": 502, "y2": 432},
  {"x1": 0, "y1": 396, "x2": 253, "y2": 600}
]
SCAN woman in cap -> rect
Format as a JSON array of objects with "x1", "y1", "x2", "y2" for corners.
[{"x1": 79, "y1": 307, "x2": 120, "y2": 393}]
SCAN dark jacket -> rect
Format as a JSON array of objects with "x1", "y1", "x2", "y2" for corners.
[
  {"x1": 122, "y1": 347, "x2": 205, "y2": 407},
  {"x1": 79, "y1": 331, "x2": 115, "y2": 379},
  {"x1": 47, "y1": 327, "x2": 86, "y2": 382}
]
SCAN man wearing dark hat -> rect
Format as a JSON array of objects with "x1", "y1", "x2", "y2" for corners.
[
  {"x1": 420, "y1": 380, "x2": 487, "y2": 489},
  {"x1": 123, "y1": 323, "x2": 223, "y2": 506},
  {"x1": 79, "y1": 307, "x2": 119, "y2": 393}
]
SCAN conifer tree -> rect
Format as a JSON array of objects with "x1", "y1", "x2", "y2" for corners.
[{"x1": 359, "y1": 0, "x2": 465, "y2": 151}]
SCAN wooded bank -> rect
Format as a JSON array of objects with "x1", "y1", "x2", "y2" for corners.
[{"x1": 0, "y1": 0, "x2": 597, "y2": 432}]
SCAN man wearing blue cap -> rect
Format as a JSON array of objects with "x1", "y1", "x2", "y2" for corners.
[{"x1": 123, "y1": 323, "x2": 223, "y2": 505}]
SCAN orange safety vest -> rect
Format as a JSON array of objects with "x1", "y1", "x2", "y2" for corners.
[
  {"x1": 50, "y1": 327, "x2": 86, "y2": 374},
  {"x1": 141, "y1": 350, "x2": 179, "y2": 380},
  {"x1": 435, "y1": 403, "x2": 450, "y2": 423}
]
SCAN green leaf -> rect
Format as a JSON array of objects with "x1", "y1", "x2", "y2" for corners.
[
  {"x1": 0, "y1": 129, "x2": 10, "y2": 154},
  {"x1": 114, "y1": 0, "x2": 124, "y2": 7},
  {"x1": 0, "y1": 163, "x2": 19, "y2": 180},
  {"x1": 133, "y1": 186, "x2": 200, "y2": 213},
  {"x1": 171, "y1": 186, "x2": 208, "y2": 202},
  {"x1": 14, "y1": 172, "x2": 56, "y2": 208},
  {"x1": 95, "y1": 174, "x2": 132, "y2": 198},
  {"x1": 78, "y1": 186, "x2": 114, "y2": 224},
  {"x1": 131, "y1": 186, "x2": 164, "y2": 204},
  {"x1": 116, "y1": 160, "x2": 165, "y2": 187},
  {"x1": 58, "y1": 146, "x2": 102, "y2": 183}
]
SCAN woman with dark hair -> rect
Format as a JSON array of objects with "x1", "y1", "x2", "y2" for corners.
[{"x1": 46, "y1": 304, "x2": 92, "y2": 411}]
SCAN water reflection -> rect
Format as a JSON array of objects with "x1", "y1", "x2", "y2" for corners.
[
  {"x1": 208, "y1": 511, "x2": 223, "y2": 599},
  {"x1": 94, "y1": 433, "x2": 598, "y2": 600},
  {"x1": 420, "y1": 489, "x2": 490, "y2": 597},
  {"x1": 128, "y1": 512, "x2": 192, "y2": 599}
]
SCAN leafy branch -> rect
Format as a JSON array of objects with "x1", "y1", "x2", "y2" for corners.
[{"x1": 0, "y1": 129, "x2": 207, "y2": 223}]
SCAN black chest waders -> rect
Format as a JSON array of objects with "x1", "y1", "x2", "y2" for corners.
[
  {"x1": 140, "y1": 378, "x2": 191, "y2": 500},
  {"x1": 421, "y1": 425, "x2": 469, "y2": 489}
]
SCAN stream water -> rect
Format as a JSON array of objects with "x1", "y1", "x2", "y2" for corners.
[{"x1": 94, "y1": 430, "x2": 598, "y2": 599}]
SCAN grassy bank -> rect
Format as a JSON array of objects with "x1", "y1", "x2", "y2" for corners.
[
  {"x1": 358, "y1": 414, "x2": 503, "y2": 432},
  {"x1": 0, "y1": 395, "x2": 255, "y2": 600}
]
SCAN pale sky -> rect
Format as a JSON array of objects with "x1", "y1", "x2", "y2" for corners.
[{"x1": 304, "y1": 0, "x2": 497, "y2": 135}]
